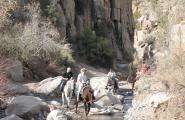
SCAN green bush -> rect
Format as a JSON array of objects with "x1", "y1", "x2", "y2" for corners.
[
  {"x1": 76, "y1": 28, "x2": 113, "y2": 67},
  {"x1": 39, "y1": 0, "x2": 60, "y2": 25}
]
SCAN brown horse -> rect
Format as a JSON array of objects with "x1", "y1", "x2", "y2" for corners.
[{"x1": 75, "y1": 85, "x2": 93, "y2": 116}]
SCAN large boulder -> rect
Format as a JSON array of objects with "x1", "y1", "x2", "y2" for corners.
[
  {"x1": 5, "y1": 96, "x2": 49, "y2": 116},
  {"x1": 95, "y1": 93, "x2": 121, "y2": 107},
  {"x1": 91, "y1": 77, "x2": 121, "y2": 107},
  {"x1": 0, "y1": 114, "x2": 23, "y2": 120},
  {"x1": 35, "y1": 76, "x2": 63, "y2": 95},
  {"x1": 113, "y1": 104, "x2": 123, "y2": 111},
  {"x1": 47, "y1": 109, "x2": 70, "y2": 120},
  {"x1": 7, "y1": 83, "x2": 30, "y2": 94},
  {"x1": 90, "y1": 77, "x2": 108, "y2": 98},
  {"x1": 6, "y1": 61, "x2": 23, "y2": 82}
]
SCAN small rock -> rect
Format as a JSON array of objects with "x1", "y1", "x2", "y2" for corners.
[
  {"x1": 116, "y1": 95, "x2": 124, "y2": 103},
  {"x1": 47, "y1": 109, "x2": 70, "y2": 120},
  {"x1": 48, "y1": 100, "x2": 62, "y2": 107}
]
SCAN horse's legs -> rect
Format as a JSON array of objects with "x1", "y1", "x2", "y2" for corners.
[
  {"x1": 61, "y1": 92, "x2": 65, "y2": 106},
  {"x1": 75, "y1": 95, "x2": 78, "y2": 113},
  {"x1": 66, "y1": 96, "x2": 69, "y2": 108},
  {"x1": 87, "y1": 103, "x2": 91, "y2": 115},
  {"x1": 67, "y1": 91, "x2": 72, "y2": 108},
  {"x1": 132, "y1": 82, "x2": 135, "y2": 90},
  {"x1": 84, "y1": 102, "x2": 88, "y2": 116}
]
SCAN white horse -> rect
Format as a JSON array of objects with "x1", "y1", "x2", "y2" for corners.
[{"x1": 61, "y1": 79, "x2": 75, "y2": 108}]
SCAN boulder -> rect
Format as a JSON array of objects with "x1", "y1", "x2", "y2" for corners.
[
  {"x1": 47, "y1": 109, "x2": 70, "y2": 120},
  {"x1": 0, "y1": 114, "x2": 23, "y2": 120},
  {"x1": 90, "y1": 77, "x2": 108, "y2": 98},
  {"x1": 91, "y1": 77, "x2": 122, "y2": 107},
  {"x1": 5, "y1": 95, "x2": 49, "y2": 116},
  {"x1": 7, "y1": 83, "x2": 30, "y2": 94},
  {"x1": 95, "y1": 93, "x2": 121, "y2": 107},
  {"x1": 113, "y1": 104, "x2": 123, "y2": 111},
  {"x1": 6, "y1": 61, "x2": 23, "y2": 82},
  {"x1": 35, "y1": 76, "x2": 63, "y2": 95}
]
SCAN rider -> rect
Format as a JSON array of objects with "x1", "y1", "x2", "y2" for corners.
[
  {"x1": 77, "y1": 68, "x2": 95, "y2": 102},
  {"x1": 105, "y1": 69, "x2": 119, "y2": 90},
  {"x1": 60, "y1": 67, "x2": 73, "y2": 92}
]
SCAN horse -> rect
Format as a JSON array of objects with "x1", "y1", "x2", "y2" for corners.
[
  {"x1": 61, "y1": 79, "x2": 75, "y2": 108},
  {"x1": 75, "y1": 85, "x2": 93, "y2": 116},
  {"x1": 107, "y1": 77, "x2": 119, "y2": 95}
]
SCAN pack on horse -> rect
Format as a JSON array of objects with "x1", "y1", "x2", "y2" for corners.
[
  {"x1": 105, "y1": 69, "x2": 119, "y2": 94},
  {"x1": 106, "y1": 77, "x2": 119, "y2": 94},
  {"x1": 75, "y1": 84, "x2": 94, "y2": 116}
]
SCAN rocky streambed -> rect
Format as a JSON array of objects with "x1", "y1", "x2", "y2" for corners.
[{"x1": 0, "y1": 76, "x2": 134, "y2": 120}]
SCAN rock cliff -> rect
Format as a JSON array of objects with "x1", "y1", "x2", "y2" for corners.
[{"x1": 38, "y1": 0, "x2": 134, "y2": 65}]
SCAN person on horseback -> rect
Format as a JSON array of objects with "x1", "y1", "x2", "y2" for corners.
[
  {"x1": 105, "y1": 69, "x2": 119, "y2": 93},
  {"x1": 76, "y1": 68, "x2": 95, "y2": 102},
  {"x1": 60, "y1": 67, "x2": 73, "y2": 92}
]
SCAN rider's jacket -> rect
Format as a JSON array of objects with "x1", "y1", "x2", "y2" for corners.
[
  {"x1": 77, "y1": 73, "x2": 88, "y2": 84},
  {"x1": 62, "y1": 71, "x2": 73, "y2": 80}
]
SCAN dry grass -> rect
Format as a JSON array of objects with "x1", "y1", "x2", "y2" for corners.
[
  {"x1": 0, "y1": 0, "x2": 18, "y2": 26},
  {"x1": 156, "y1": 46, "x2": 185, "y2": 86},
  {"x1": 0, "y1": 2, "x2": 74, "y2": 66},
  {"x1": 0, "y1": 57, "x2": 13, "y2": 107}
]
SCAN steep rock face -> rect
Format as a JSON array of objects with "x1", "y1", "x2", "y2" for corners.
[
  {"x1": 128, "y1": 0, "x2": 185, "y2": 120},
  {"x1": 57, "y1": 0, "x2": 134, "y2": 62}
]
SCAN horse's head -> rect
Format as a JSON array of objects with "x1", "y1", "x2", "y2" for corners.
[{"x1": 82, "y1": 86, "x2": 93, "y2": 103}]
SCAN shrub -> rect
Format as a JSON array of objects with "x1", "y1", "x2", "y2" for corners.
[
  {"x1": 133, "y1": 8, "x2": 142, "y2": 30},
  {"x1": 0, "y1": 0, "x2": 17, "y2": 28},
  {"x1": 0, "y1": 24, "x2": 74, "y2": 66},
  {"x1": 0, "y1": 1, "x2": 74, "y2": 67},
  {"x1": 39, "y1": 0, "x2": 60, "y2": 25},
  {"x1": 76, "y1": 28, "x2": 113, "y2": 68}
]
